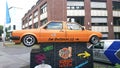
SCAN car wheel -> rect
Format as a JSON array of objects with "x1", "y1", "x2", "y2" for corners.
[
  {"x1": 90, "y1": 35, "x2": 99, "y2": 44},
  {"x1": 22, "y1": 35, "x2": 36, "y2": 47}
]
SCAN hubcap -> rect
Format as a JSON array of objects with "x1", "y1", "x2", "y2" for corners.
[
  {"x1": 92, "y1": 36, "x2": 98, "y2": 44},
  {"x1": 24, "y1": 35, "x2": 35, "y2": 46}
]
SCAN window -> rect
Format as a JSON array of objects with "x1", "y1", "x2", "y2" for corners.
[
  {"x1": 13, "y1": 25, "x2": 16, "y2": 30},
  {"x1": 91, "y1": 17, "x2": 107, "y2": 26},
  {"x1": 92, "y1": 23, "x2": 107, "y2": 26},
  {"x1": 91, "y1": 0, "x2": 106, "y2": 2},
  {"x1": 40, "y1": 3, "x2": 47, "y2": 14},
  {"x1": 115, "y1": 32, "x2": 120, "y2": 39},
  {"x1": 113, "y1": 17, "x2": 120, "y2": 26},
  {"x1": 67, "y1": 6, "x2": 84, "y2": 10},
  {"x1": 45, "y1": 22, "x2": 62, "y2": 30},
  {"x1": 67, "y1": 17, "x2": 84, "y2": 26},
  {"x1": 93, "y1": 42, "x2": 104, "y2": 49},
  {"x1": 67, "y1": 0, "x2": 84, "y2": 1},
  {"x1": 29, "y1": 15, "x2": 32, "y2": 21},
  {"x1": 34, "y1": 10, "x2": 38, "y2": 18},
  {"x1": 40, "y1": 19, "x2": 47, "y2": 26},
  {"x1": 29, "y1": 25, "x2": 32, "y2": 29},
  {"x1": 113, "y1": 1, "x2": 120, "y2": 10},
  {"x1": 34, "y1": 22, "x2": 38, "y2": 28},
  {"x1": 102, "y1": 32, "x2": 108, "y2": 39},
  {"x1": 91, "y1": 2, "x2": 106, "y2": 10},
  {"x1": 24, "y1": 17, "x2": 28, "y2": 24},
  {"x1": 67, "y1": 1, "x2": 84, "y2": 10},
  {"x1": 67, "y1": 22, "x2": 82, "y2": 30}
]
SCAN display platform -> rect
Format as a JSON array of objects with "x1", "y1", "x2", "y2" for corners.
[{"x1": 30, "y1": 43, "x2": 93, "y2": 68}]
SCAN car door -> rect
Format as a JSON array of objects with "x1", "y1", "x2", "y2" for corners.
[
  {"x1": 93, "y1": 41, "x2": 110, "y2": 63},
  {"x1": 40, "y1": 22, "x2": 66, "y2": 42},
  {"x1": 66, "y1": 22, "x2": 86, "y2": 42}
]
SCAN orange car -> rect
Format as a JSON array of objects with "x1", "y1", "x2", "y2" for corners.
[{"x1": 10, "y1": 21, "x2": 102, "y2": 47}]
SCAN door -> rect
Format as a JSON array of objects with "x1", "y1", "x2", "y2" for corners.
[
  {"x1": 40, "y1": 22, "x2": 66, "y2": 42},
  {"x1": 66, "y1": 22, "x2": 85, "y2": 42}
]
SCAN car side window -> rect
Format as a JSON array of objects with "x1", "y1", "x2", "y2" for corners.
[
  {"x1": 93, "y1": 42, "x2": 104, "y2": 49},
  {"x1": 67, "y1": 22, "x2": 82, "y2": 30},
  {"x1": 45, "y1": 22, "x2": 62, "y2": 30}
]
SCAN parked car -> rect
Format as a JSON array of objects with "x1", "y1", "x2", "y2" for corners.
[
  {"x1": 10, "y1": 21, "x2": 102, "y2": 47},
  {"x1": 93, "y1": 40, "x2": 120, "y2": 64}
]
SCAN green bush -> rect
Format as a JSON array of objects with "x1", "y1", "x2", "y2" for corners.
[{"x1": 115, "y1": 63, "x2": 120, "y2": 68}]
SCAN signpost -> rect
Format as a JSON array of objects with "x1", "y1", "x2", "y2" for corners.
[{"x1": 104, "y1": 41, "x2": 120, "y2": 64}]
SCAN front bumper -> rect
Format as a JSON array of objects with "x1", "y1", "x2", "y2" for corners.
[{"x1": 10, "y1": 36, "x2": 20, "y2": 40}]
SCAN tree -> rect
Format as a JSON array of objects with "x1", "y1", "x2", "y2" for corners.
[{"x1": 0, "y1": 25, "x2": 3, "y2": 36}]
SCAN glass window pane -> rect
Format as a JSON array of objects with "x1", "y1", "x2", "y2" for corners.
[
  {"x1": 46, "y1": 22, "x2": 62, "y2": 30},
  {"x1": 93, "y1": 42, "x2": 104, "y2": 49},
  {"x1": 67, "y1": 22, "x2": 82, "y2": 30},
  {"x1": 113, "y1": 1, "x2": 120, "y2": 10},
  {"x1": 91, "y1": 2, "x2": 106, "y2": 9}
]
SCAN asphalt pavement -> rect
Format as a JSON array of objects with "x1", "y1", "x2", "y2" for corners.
[{"x1": 0, "y1": 41, "x2": 32, "y2": 68}]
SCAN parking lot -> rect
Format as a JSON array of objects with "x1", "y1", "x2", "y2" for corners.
[
  {"x1": 0, "y1": 41, "x2": 32, "y2": 68},
  {"x1": 0, "y1": 41, "x2": 115, "y2": 68}
]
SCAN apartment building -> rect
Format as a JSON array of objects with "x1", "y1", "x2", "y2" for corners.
[{"x1": 22, "y1": 0, "x2": 120, "y2": 39}]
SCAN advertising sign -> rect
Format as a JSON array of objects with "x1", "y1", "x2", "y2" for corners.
[{"x1": 30, "y1": 43, "x2": 93, "y2": 68}]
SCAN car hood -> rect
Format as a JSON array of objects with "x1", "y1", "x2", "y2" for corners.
[
  {"x1": 12, "y1": 29, "x2": 40, "y2": 35},
  {"x1": 84, "y1": 30, "x2": 102, "y2": 37}
]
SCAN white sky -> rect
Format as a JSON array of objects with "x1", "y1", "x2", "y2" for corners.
[{"x1": 0, "y1": 0, "x2": 38, "y2": 25}]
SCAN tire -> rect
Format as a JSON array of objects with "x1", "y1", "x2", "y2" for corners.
[
  {"x1": 22, "y1": 35, "x2": 36, "y2": 47},
  {"x1": 89, "y1": 35, "x2": 99, "y2": 44}
]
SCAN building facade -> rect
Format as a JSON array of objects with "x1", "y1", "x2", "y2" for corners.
[
  {"x1": 8, "y1": 7, "x2": 23, "y2": 32},
  {"x1": 22, "y1": 0, "x2": 120, "y2": 39}
]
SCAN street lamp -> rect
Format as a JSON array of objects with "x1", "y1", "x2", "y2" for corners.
[{"x1": 9, "y1": 6, "x2": 22, "y2": 10}]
